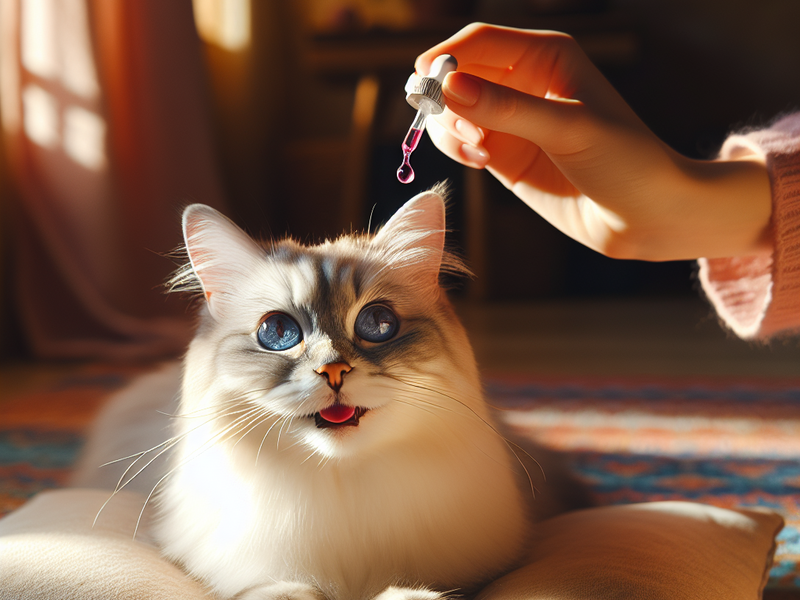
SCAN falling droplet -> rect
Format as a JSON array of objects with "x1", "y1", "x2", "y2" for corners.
[{"x1": 397, "y1": 156, "x2": 414, "y2": 183}]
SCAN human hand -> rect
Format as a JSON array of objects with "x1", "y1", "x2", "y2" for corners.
[{"x1": 415, "y1": 23, "x2": 771, "y2": 261}]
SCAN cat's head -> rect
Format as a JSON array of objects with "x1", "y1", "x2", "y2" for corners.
[{"x1": 172, "y1": 187, "x2": 481, "y2": 460}]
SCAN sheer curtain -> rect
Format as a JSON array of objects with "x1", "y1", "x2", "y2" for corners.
[{"x1": 0, "y1": 0, "x2": 228, "y2": 359}]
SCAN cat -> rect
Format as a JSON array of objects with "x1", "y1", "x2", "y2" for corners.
[{"x1": 74, "y1": 186, "x2": 585, "y2": 600}]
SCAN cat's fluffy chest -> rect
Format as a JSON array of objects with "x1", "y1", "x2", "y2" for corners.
[{"x1": 156, "y1": 400, "x2": 532, "y2": 600}]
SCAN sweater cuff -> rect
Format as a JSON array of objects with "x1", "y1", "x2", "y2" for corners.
[{"x1": 698, "y1": 113, "x2": 800, "y2": 340}]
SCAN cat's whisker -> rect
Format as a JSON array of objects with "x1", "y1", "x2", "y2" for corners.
[
  {"x1": 279, "y1": 416, "x2": 296, "y2": 451},
  {"x1": 386, "y1": 373, "x2": 543, "y2": 501},
  {"x1": 100, "y1": 443, "x2": 169, "y2": 468},
  {"x1": 95, "y1": 426, "x2": 203, "y2": 526},
  {"x1": 101, "y1": 400, "x2": 229, "y2": 471},
  {"x1": 275, "y1": 416, "x2": 289, "y2": 451},
  {"x1": 316, "y1": 452, "x2": 333, "y2": 470},
  {"x1": 228, "y1": 414, "x2": 268, "y2": 450},
  {"x1": 367, "y1": 203, "x2": 377, "y2": 234},
  {"x1": 131, "y1": 405, "x2": 273, "y2": 539},
  {"x1": 232, "y1": 408, "x2": 273, "y2": 450},
  {"x1": 437, "y1": 587, "x2": 462, "y2": 600},
  {"x1": 285, "y1": 413, "x2": 300, "y2": 441},
  {"x1": 255, "y1": 413, "x2": 290, "y2": 466},
  {"x1": 213, "y1": 407, "x2": 272, "y2": 450},
  {"x1": 392, "y1": 395, "x2": 519, "y2": 474},
  {"x1": 93, "y1": 442, "x2": 180, "y2": 528},
  {"x1": 391, "y1": 398, "x2": 468, "y2": 444},
  {"x1": 393, "y1": 397, "x2": 446, "y2": 421},
  {"x1": 97, "y1": 403, "x2": 260, "y2": 526},
  {"x1": 300, "y1": 449, "x2": 318, "y2": 466},
  {"x1": 97, "y1": 402, "x2": 250, "y2": 525},
  {"x1": 99, "y1": 393, "x2": 256, "y2": 522},
  {"x1": 157, "y1": 397, "x2": 244, "y2": 419},
  {"x1": 276, "y1": 404, "x2": 306, "y2": 451},
  {"x1": 111, "y1": 437, "x2": 180, "y2": 496}
]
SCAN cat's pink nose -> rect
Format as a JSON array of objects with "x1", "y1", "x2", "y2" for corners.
[{"x1": 315, "y1": 362, "x2": 352, "y2": 392}]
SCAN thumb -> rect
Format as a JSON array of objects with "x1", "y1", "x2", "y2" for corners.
[{"x1": 442, "y1": 72, "x2": 583, "y2": 152}]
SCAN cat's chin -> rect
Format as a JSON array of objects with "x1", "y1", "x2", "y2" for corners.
[{"x1": 294, "y1": 406, "x2": 399, "y2": 459}]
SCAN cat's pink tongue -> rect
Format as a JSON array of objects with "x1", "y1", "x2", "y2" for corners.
[{"x1": 319, "y1": 405, "x2": 356, "y2": 423}]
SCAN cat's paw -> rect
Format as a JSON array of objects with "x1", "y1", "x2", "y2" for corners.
[
  {"x1": 372, "y1": 586, "x2": 449, "y2": 600},
  {"x1": 235, "y1": 581, "x2": 325, "y2": 600}
]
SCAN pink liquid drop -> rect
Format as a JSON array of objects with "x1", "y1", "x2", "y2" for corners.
[
  {"x1": 397, "y1": 157, "x2": 414, "y2": 183},
  {"x1": 397, "y1": 126, "x2": 424, "y2": 184}
]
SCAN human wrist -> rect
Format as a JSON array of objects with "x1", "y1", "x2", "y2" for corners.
[{"x1": 674, "y1": 153, "x2": 772, "y2": 260}]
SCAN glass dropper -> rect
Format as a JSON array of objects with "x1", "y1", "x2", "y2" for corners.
[
  {"x1": 397, "y1": 99, "x2": 436, "y2": 184},
  {"x1": 397, "y1": 54, "x2": 458, "y2": 184}
]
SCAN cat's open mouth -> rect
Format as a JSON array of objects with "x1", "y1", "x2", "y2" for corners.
[{"x1": 313, "y1": 404, "x2": 368, "y2": 429}]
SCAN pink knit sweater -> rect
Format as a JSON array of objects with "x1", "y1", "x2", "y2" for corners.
[{"x1": 698, "y1": 113, "x2": 800, "y2": 340}]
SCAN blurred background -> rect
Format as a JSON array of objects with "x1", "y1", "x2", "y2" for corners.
[{"x1": 1, "y1": 0, "x2": 799, "y2": 374}]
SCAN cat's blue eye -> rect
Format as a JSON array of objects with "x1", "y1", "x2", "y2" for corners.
[
  {"x1": 257, "y1": 313, "x2": 302, "y2": 351},
  {"x1": 355, "y1": 304, "x2": 398, "y2": 343}
]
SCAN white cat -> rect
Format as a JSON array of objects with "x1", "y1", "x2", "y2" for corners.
[{"x1": 75, "y1": 187, "x2": 582, "y2": 600}]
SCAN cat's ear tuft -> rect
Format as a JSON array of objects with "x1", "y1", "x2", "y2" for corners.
[
  {"x1": 177, "y1": 204, "x2": 262, "y2": 318},
  {"x1": 375, "y1": 190, "x2": 446, "y2": 242},
  {"x1": 372, "y1": 189, "x2": 446, "y2": 288}
]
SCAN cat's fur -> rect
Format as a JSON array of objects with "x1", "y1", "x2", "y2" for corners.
[{"x1": 74, "y1": 188, "x2": 583, "y2": 600}]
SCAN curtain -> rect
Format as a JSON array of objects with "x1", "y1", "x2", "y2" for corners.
[{"x1": 0, "y1": 0, "x2": 228, "y2": 359}]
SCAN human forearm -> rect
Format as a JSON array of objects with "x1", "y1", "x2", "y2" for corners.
[{"x1": 618, "y1": 154, "x2": 773, "y2": 262}]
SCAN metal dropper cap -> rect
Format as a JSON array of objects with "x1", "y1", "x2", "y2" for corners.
[{"x1": 405, "y1": 54, "x2": 458, "y2": 114}]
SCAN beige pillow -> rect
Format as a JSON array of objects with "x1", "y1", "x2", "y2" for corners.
[
  {"x1": 0, "y1": 490, "x2": 782, "y2": 600},
  {"x1": 477, "y1": 502, "x2": 783, "y2": 600},
  {"x1": 0, "y1": 489, "x2": 212, "y2": 600}
]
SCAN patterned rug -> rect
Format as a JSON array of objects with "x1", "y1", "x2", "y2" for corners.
[
  {"x1": 0, "y1": 362, "x2": 152, "y2": 515},
  {"x1": 488, "y1": 375, "x2": 800, "y2": 591},
  {"x1": 1, "y1": 364, "x2": 798, "y2": 591}
]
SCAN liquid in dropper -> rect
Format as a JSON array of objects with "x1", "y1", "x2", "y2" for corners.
[
  {"x1": 397, "y1": 101, "x2": 431, "y2": 184},
  {"x1": 397, "y1": 125, "x2": 423, "y2": 183}
]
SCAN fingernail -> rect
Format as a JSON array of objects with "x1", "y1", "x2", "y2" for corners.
[
  {"x1": 461, "y1": 143, "x2": 489, "y2": 167},
  {"x1": 444, "y1": 72, "x2": 481, "y2": 107},
  {"x1": 455, "y1": 119, "x2": 484, "y2": 146}
]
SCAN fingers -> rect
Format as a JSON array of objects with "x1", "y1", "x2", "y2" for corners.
[
  {"x1": 426, "y1": 115, "x2": 490, "y2": 169},
  {"x1": 416, "y1": 23, "x2": 592, "y2": 99},
  {"x1": 454, "y1": 118, "x2": 485, "y2": 147},
  {"x1": 442, "y1": 71, "x2": 586, "y2": 155},
  {"x1": 416, "y1": 23, "x2": 563, "y2": 74},
  {"x1": 429, "y1": 106, "x2": 485, "y2": 145}
]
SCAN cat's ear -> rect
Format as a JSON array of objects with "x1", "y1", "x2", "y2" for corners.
[
  {"x1": 372, "y1": 189, "x2": 446, "y2": 288},
  {"x1": 180, "y1": 204, "x2": 262, "y2": 318}
]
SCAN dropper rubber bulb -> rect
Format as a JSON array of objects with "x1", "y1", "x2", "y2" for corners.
[{"x1": 397, "y1": 54, "x2": 458, "y2": 184}]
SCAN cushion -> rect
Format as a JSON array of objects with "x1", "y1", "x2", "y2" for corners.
[
  {"x1": 0, "y1": 489, "x2": 210, "y2": 600},
  {"x1": 477, "y1": 502, "x2": 783, "y2": 600},
  {"x1": 0, "y1": 490, "x2": 782, "y2": 600}
]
